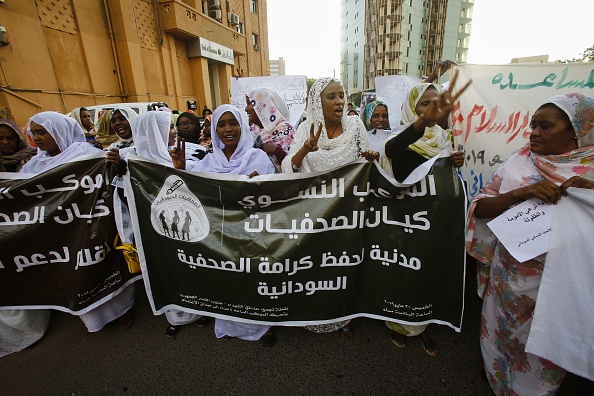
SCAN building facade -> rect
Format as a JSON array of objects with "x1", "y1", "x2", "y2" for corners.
[
  {"x1": 340, "y1": 0, "x2": 365, "y2": 95},
  {"x1": 340, "y1": 0, "x2": 473, "y2": 93},
  {"x1": 0, "y1": 0, "x2": 269, "y2": 126},
  {"x1": 269, "y1": 57, "x2": 286, "y2": 76}
]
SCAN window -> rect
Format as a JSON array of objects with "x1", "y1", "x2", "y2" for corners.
[
  {"x1": 237, "y1": 21, "x2": 244, "y2": 34},
  {"x1": 250, "y1": 0, "x2": 257, "y2": 13},
  {"x1": 252, "y1": 33, "x2": 259, "y2": 46}
]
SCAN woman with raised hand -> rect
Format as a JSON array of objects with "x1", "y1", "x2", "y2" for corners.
[
  {"x1": 280, "y1": 77, "x2": 378, "y2": 340},
  {"x1": 170, "y1": 104, "x2": 276, "y2": 346},
  {"x1": 381, "y1": 69, "x2": 470, "y2": 356}
]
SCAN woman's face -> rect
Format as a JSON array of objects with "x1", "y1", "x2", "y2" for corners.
[
  {"x1": 203, "y1": 118, "x2": 211, "y2": 137},
  {"x1": 110, "y1": 110, "x2": 132, "y2": 139},
  {"x1": 415, "y1": 87, "x2": 439, "y2": 126},
  {"x1": 321, "y1": 82, "x2": 345, "y2": 124},
  {"x1": 30, "y1": 121, "x2": 60, "y2": 156},
  {"x1": 216, "y1": 112, "x2": 241, "y2": 150},
  {"x1": 168, "y1": 122, "x2": 176, "y2": 146},
  {"x1": 245, "y1": 96, "x2": 259, "y2": 126},
  {"x1": 370, "y1": 105, "x2": 389, "y2": 130},
  {"x1": 80, "y1": 109, "x2": 94, "y2": 131},
  {"x1": 176, "y1": 116, "x2": 198, "y2": 140},
  {"x1": 0, "y1": 125, "x2": 20, "y2": 156},
  {"x1": 529, "y1": 104, "x2": 577, "y2": 155}
]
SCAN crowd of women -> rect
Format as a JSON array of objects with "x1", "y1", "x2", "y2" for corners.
[{"x1": 1, "y1": 63, "x2": 593, "y2": 395}]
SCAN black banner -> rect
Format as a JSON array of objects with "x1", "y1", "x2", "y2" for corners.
[
  {"x1": 0, "y1": 153, "x2": 140, "y2": 313},
  {"x1": 126, "y1": 156, "x2": 466, "y2": 330}
]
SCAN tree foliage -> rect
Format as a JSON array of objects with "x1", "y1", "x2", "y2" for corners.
[{"x1": 555, "y1": 45, "x2": 594, "y2": 63}]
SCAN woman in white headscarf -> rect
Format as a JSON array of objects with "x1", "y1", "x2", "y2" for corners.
[
  {"x1": 170, "y1": 105, "x2": 276, "y2": 346},
  {"x1": 182, "y1": 104, "x2": 275, "y2": 176},
  {"x1": 467, "y1": 93, "x2": 594, "y2": 395},
  {"x1": 382, "y1": 71, "x2": 469, "y2": 356},
  {"x1": 281, "y1": 77, "x2": 376, "y2": 175},
  {"x1": 21, "y1": 112, "x2": 101, "y2": 174},
  {"x1": 1, "y1": 112, "x2": 100, "y2": 356},
  {"x1": 69, "y1": 107, "x2": 97, "y2": 142},
  {"x1": 381, "y1": 82, "x2": 464, "y2": 182},
  {"x1": 280, "y1": 77, "x2": 378, "y2": 339}
]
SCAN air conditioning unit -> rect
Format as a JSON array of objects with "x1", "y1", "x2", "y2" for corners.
[
  {"x1": 227, "y1": 13, "x2": 240, "y2": 25},
  {"x1": 209, "y1": 0, "x2": 221, "y2": 10},
  {"x1": 212, "y1": 10, "x2": 222, "y2": 21},
  {"x1": 253, "y1": 44, "x2": 260, "y2": 51}
]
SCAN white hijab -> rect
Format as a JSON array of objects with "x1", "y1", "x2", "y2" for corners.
[
  {"x1": 20, "y1": 111, "x2": 100, "y2": 174},
  {"x1": 189, "y1": 104, "x2": 274, "y2": 175},
  {"x1": 110, "y1": 106, "x2": 139, "y2": 148},
  {"x1": 131, "y1": 111, "x2": 173, "y2": 166},
  {"x1": 281, "y1": 77, "x2": 370, "y2": 173}
]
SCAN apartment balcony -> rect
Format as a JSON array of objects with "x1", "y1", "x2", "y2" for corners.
[
  {"x1": 385, "y1": 32, "x2": 401, "y2": 41},
  {"x1": 158, "y1": 0, "x2": 247, "y2": 55},
  {"x1": 386, "y1": 51, "x2": 401, "y2": 60},
  {"x1": 378, "y1": 14, "x2": 404, "y2": 26},
  {"x1": 384, "y1": 68, "x2": 401, "y2": 75}
]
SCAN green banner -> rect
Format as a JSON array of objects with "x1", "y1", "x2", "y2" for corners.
[
  {"x1": 0, "y1": 154, "x2": 139, "y2": 313},
  {"x1": 127, "y1": 156, "x2": 466, "y2": 330}
]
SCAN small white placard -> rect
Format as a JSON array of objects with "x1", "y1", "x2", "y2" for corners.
[{"x1": 487, "y1": 199, "x2": 553, "y2": 263}]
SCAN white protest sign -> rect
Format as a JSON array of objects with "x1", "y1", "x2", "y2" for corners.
[
  {"x1": 487, "y1": 199, "x2": 553, "y2": 263},
  {"x1": 374, "y1": 75, "x2": 422, "y2": 129},
  {"x1": 230, "y1": 75, "x2": 307, "y2": 127}
]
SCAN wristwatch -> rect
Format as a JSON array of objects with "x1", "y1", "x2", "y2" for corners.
[{"x1": 292, "y1": 161, "x2": 301, "y2": 171}]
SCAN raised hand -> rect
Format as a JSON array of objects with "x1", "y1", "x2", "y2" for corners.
[
  {"x1": 420, "y1": 68, "x2": 472, "y2": 127},
  {"x1": 303, "y1": 123, "x2": 323, "y2": 153},
  {"x1": 170, "y1": 137, "x2": 186, "y2": 170}
]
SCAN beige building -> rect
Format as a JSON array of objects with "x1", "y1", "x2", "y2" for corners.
[
  {"x1": 0, "y1": 0, "x2": 269, "y2": 126},
  {"x1": 269, "y1": 57, "x2": 285, "y2": 76}
]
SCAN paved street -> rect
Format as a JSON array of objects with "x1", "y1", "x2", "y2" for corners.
[{"x1": 1, "y1": 269, "x2": 592, "y2": 395}]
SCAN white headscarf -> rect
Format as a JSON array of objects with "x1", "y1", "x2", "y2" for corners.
[
  {"x1": 189, "y1": 104, "x2": 275, "y2": 175},
  {"x1": 69, "y1": 107, "x2": 96, "y2": 137},
  {"x1": 20, "y1": 111, "x2": 101, "y2": 174},
  {"x1": 544, "y1": 93, "x2": 594, "y2": 149},
  {"x1": 398, "y1": 82, "x2": 452, "y2": 159},
  {"x1": 281, "y1": 77, "x2": 370, "y2": 173},
  {"x1": 110, "y1": 106, "x2": 139, "y2": 148},
  {"x1": 131, "y1": 111, "x2": 173, "y2": 166}
]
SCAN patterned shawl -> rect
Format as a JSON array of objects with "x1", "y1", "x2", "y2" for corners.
[
  {"x1": 247, "y1": 87, "x2": 295, "y2": 152},
  {"x1": 466, "y1": 93, "x2": 594, "y2": 297}
]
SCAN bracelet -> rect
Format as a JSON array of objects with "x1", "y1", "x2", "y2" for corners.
[{"x1": 291, "y1": 161, "x2": 301, "y2": 171}]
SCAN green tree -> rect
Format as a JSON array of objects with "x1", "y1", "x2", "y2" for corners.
[
  {"x1": 306, "y1": 78, "x2": 316, "y2": 94},
  {"x1": 555, "y1": 45, "x2": 594, "y2": 63}
]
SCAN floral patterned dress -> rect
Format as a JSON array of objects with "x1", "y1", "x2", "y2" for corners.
[{"x1": 466, "y1": 144, "x2": 594, "y2": 395}]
